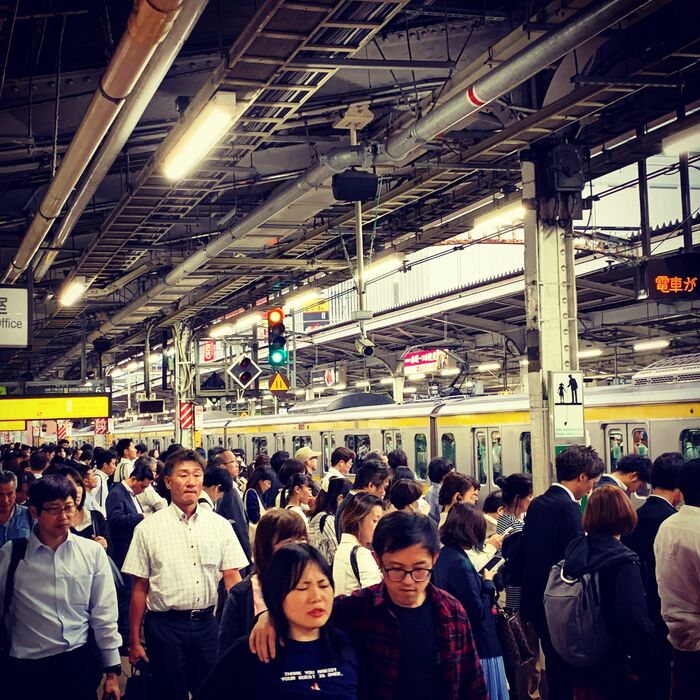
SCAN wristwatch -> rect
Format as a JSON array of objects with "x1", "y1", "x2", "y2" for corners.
[{"x1": 104, "y1": 664, "x2": 123, "y2": 676}]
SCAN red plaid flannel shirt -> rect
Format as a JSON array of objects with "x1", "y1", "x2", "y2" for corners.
[{"x1": 334, "y1": 582, "x2": 488, "y2": 700}]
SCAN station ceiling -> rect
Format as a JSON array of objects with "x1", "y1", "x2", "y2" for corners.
[{"x1": 0, "y1": 0, "x2": 698, "y2": 400}]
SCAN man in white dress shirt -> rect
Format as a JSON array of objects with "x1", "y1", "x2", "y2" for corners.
[
  {"x1": 0, "y1": 474, "x2": 121, "y2": 699},
  {"x1": 123, "y1": 449, "x2": 248, "y2": 700},
  {"x1": 92, "y1": 448, "x2": 117, "y2": 517},
  {"x1": 655, "y1": 458, "x2": 700, "y2": 700},
  {"x1": 321, "y1": 446, "x2": 355, "y2": 491}
]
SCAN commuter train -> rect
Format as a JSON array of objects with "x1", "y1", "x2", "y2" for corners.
[{"x1": 73, "y1": 377, "x2": 700, "y2": 494}]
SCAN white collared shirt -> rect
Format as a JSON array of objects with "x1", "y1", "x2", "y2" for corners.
[
  {"x1": 122, "y1": 502, "x2": 249, "y2": 612},
  {"x1": 0, "y1": 531, "x2": 121, "y2": 665},
  {"x1": 654, "y1": 504, "x2": 700, "y2": 651},
  {"x1": 122, "y1": 481, "x2": 144, "y2": 514},
  {"x1": 332, "y1": 533, "x2": 382, "y2": 596},
  {"x1": 136, "y1": 484, "x2": 167, "y2": 514},
  {"x1": 552, "y1": 483, "x2": 577, "y2": 502},
  {"x1": 321, "y1": 467, "x2": 347, "y2": 492},
  {"x1": 92, "y1": 470, "x2": 109, "y2": 516},
  {"x1": 609, "y1": 473, "x2": 628, "y2": 490}
]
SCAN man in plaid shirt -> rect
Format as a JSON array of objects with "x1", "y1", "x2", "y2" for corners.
[{"x1": 251, "y1": 512, "x2": 487, "y2": 699}]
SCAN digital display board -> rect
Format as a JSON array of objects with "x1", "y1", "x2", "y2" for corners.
[
  {"x1": 0, "y1": 394, "x2": 110, "y2": 421},
  {"x1": 643, "y1": 253, "x2": 700, "y2": 300},
  {"x1": 0, "y1": 420, "x2": 26, "y2": 430}
]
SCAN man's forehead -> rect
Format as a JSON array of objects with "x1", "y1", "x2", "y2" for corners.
[{"x1": 382, "y1": 548, "x2": 434, "y2": 565}]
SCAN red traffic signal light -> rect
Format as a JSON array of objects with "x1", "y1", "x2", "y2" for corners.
[{"x1": 268, "y1": 308, "x2": 284, "y2": 325}]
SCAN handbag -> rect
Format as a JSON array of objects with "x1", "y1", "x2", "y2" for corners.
[
  {"x1": 123, "y1": 662, "x2": 152, "y2": 700},
  {"x1": 494, "y1": 604, "x2": 534, "y2": 682}
]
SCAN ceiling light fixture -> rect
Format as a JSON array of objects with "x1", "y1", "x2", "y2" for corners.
[
  {"x1": 354, "y1": 380, "x2": 370, "y2": 388},
  {"x1": 208, "y1": 322, "x2": 235, "y2": 339},
  {"x1": 440, "y1": 367, "x2": 460, "y2": 376},
  {"x1": 58, "y1": 276, "x2": 87, "y2": 307},
  {"x1": 476, "y1": 362, "x2": 500, "y2": 372},
  {"x1": 403, "y1": 386, "x2": 417, "y2": 394},
  {"x1": 471, "y1": 202, "x2": 525, "y2": 237},
  {"x1": 362, "y1": 252, "x2": 404, "y2": 281},
  {"x1": 162, "y1": 92, "x2": 245, "y2": 181},
  {"x1": 285, "y1": 286, "x2": 323, "y2": 310},
  {"x1": 662, "y1": 125, "x2": 700, "y2": 156},
  {"x1": 379, "y1": 377, "x2": 394, "y2": 385},
  {"x1": 408, "y1": 372, "x2": 426, "y2": 381},
  {"x1": 633, "y1": 338, "x2": 670, "y2": 352},
  {"x1": 578, "y1": 348, "x2": 603, "y2": 359},
  {"x1": 234, "y1": 312, "x2": 262, "y2": 332}
]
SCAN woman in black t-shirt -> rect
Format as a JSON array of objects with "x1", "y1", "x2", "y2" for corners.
[{"x1": 196, "y1": 544, "x2": 358, "y2": 700}]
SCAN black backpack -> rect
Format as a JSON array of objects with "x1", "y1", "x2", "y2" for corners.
[{"x1": 500, "y1": 530, "x2": 524, "y2": 588}]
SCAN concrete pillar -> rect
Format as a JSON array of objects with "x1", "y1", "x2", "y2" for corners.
[{"x1": 173, "y1": 322, "x2": 195, "y2": 449}]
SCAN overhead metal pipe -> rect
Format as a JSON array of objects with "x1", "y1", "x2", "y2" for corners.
[
  {"x1": 2, "y1": 0, "x2": 183, "y2": 284},
  {"x1": 39, "y1": 0, "x2": 650, "y2": 377},
  {"x1": 383, "y1": 0, "x2": 650, "y2": 161},
  {"x1": 33, "y1": 0, "x2": 209, "y2": 283}
]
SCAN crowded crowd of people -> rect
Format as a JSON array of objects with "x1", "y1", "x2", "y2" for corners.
[{"x1": 0, "y1": 437, "x2": 698, "y2": 700}]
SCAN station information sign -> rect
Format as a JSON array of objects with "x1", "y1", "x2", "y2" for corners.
[
  {"x1": 643, "y1": 253, "x2": 700, "y2": 300},
  {"x1": 0, "y1": 420, "x2": 26, "y2": 431},
  {"x1": 0, "y1": 286, "x2": 30, "y2": 348},
  {"x1": 404, "y1": 348, "x2": 448, "y2": 375},
  {"x1": 0, "y1": 394, "x2": 110, "y2": 421}
]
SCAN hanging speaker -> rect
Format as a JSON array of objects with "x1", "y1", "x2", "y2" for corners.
[{"x1": 332, "y1": 170, "x2": 378, "y2": 202}]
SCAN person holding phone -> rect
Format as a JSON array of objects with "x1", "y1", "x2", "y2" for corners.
[{"x1": 433, "y1": 503, "x2": 510, "y2": 700}]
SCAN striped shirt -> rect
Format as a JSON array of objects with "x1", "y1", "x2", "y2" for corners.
[{"x1": 497, "y1": 512, "x2": 525, "y2": 611}]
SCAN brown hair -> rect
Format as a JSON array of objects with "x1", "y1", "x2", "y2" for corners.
[
  {"x1": 438, "y1": 472, "x2": 479, "y2": 507},
  {"x1": 341, "y1": 492, "x2": 384, "y2": 536},
  {"x1": 253, "y1": 508, "x2": 308, "y2": 577},
  {"x1": 440, "y1": 503, "x2": 486, "y2": 549},
  {"x1": 583, "y1": 485, "x2": 638, "y2": 536}
]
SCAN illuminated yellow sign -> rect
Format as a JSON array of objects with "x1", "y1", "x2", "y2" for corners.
[
  {"x1": 0, "y1": 395, "x2": 110, "y2": 421},
  {"x1": 0, "y1": 420, "x2": 26, "y2": 430}
]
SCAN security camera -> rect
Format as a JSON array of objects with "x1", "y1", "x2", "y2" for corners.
[{"x1": 355, "y1": 336, "x2": 376, "y2": 357}]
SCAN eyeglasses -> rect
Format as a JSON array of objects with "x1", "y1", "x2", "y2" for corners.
[
  {"x1": 383, "y1": 567, "x2": 433, "y2": 583},
  {"x1": 42, "y1": 504, "x2": 77, "y2": 516}
]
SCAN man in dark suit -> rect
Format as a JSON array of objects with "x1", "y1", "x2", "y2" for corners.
[
  {"x1": 106, "y1": 460, "x2": 152, "y2": 644},
  {"x1": 521, "y1": 444, "x2": 604, "y2": 700},
  {"x1": 595, "y1": 453, "x2": 652, "y2": 495},
  {"x1": 622, "y1": 452, "x2": 683, "y2": 697},
  {"x1": 212, "y1": 450, "x2": 251, "y2": 564}
]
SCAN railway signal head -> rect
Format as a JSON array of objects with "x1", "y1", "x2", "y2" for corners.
[
  {"x1": 227, "y1": 354, "x2": 261, "y2": 390},
  {"x1": 267, "y1": 307, "x2": 288, "y2": 367}
]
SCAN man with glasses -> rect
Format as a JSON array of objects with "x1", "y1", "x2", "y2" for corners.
[
  {"x1": 0, "y1": 474, "x2": 121, "y2": 699},
  {"x1": 250, "y1": 512, "x2": 487, "y2": 700}
]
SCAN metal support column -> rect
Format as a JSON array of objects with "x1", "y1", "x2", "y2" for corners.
[
  {"x1": 637, "y1": 126, "x2": 652, "y2": 258},
  {"x1": 173, "y1": 322, "x2": 194, "y2": 449},
  {"x1": 522, "y1": 156, "x2": 580, "y2": 496},
  {"x1": 392, "y1": 375, "x2": 405, "y2": 403},
  {"x1": 349, "y1": 126, "x2": 366, "y2": 336}
]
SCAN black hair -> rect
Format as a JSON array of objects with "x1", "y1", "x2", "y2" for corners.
[
  {"x1": 555, "y1": 444, "x2": 604, "y2": 482},
  {"x1": 29, "y1": 474, "x2": 77, "y2": 511},
  {"x1": 389, "y1": 479, "x2": 423, "y2": 510},
  {"x1": 330, "y1": 447, "x2": 355, "y2": 466},
  {"x1": 313, "y1": 478, "x2": 352, "y2": 516},
  {"x1": 270, "y1": 451, "x2": 289, "y2": 474},
  {"x1": 232, "y1": 448, "x2": 246, "y2": 459},
  {"x1": 393, "y1": 466, "x2": 416, "y2": 482},
  {"x1": 440, "y1": 503, "x2": 486, "y2": 550},
  {"x1": 0, "y1": 469, "x2": 17, "y2": 486},
  {"x1": 29, "y1": 451, "x2": 49, "y2": 472},
  {"x1": 650, "y1": 452, "x2": 684, "y2": 491},
  {"x1": 262, "y1": 543, "x2": 333, "y2": 641},
  {"x1": 279, "y1": 459, "x2": 305, "y2": 486},
  {"x1": 372, "y1": 511, "x2": 439, "y2": 557},
  {"x1": 135, "y1": 443, "x2": 148, "y2": 454},
  {"x1": 438, "y1": 472, "x2": 479, "y2": 507},
  {"x1": 247, "y1": 466, "x2": 276, "y2": 495},
  {"x1": 130, "y1": 461, "x2": 157, "y2": 481},
  {"x1": 387, "y1": 449, "x2": 408, "y2": 469},
  {"x1": 679, "y1": 458, "x2": 700, "y2": 507},
  {"x1": 354, "y1": 461, "x2": 390, "y2": 490},
  {"x1": 288, "y1": 472, "x2": 314, "y2": 495},
  {"x1": 428, "y1": 457, "x2": 453, "y2": 484},
  {"x1": 115, "y1": 438, "x2": 134, "y2": 458},
  {"x1": 483, "y1": 490, "x2": 504, "y2": 514},
  {"x1": 162, "y1": 449, "x2": 205, "y2": 477},
  {"x1": 615, "y1": 454, "x2": 652, "y2": 483},
  {"x1": 203, "y1": 466, "x2": 233, "y2": 493},
  {"x1": 51, "y1": 465, "x2": 86, "y2": 509},
  {"x1": 495, "y1": 473, "x2": 532, "y2": 508},
  {"x1": 95, "y1": 449, "x2": 117, "y2": 469}
]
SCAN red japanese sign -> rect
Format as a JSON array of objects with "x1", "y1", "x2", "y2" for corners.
[
  {"x1": 644, "y1": 254, "x2": 700, "y2": 301},
  {"x1": 203, "y1": 340, "x2": 216, "y2": 362}
]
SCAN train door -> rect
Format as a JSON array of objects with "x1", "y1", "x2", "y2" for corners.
[
  {"x1": 382, "y1": 429, "x2": 402, "y2": 454},
  {"x1": 472, "y1": 426, "x2": 502, "y2": 490},
  {"x1": 605, "y1": 423, "x2": 651, "y2": 501},
  {"x1": 321, "y1": 431, "x2": 336, "y2": 475}
]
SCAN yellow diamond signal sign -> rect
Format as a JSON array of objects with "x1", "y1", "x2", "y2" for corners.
[{"x1": 268, "y1": 372, "x2": 290, "y2": 396}]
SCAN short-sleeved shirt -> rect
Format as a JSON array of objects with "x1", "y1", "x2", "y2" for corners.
[{"x1": 122, "y1": 502, "x2": 248, "y2": 611}]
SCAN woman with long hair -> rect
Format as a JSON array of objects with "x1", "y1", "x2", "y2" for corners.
[
  {"x1": 197, "y1": 544, "x2": 358, "y2": 700},
  {"x1": 285, "y1": 472, "x2": 315, "y2": 525},
  {"x1": 218, "y1": 508, "x2": 307, "y2": 657},
  {"x1": 244, "y1": 466, "x2": 275, "y2": 541},
  {"x1": 433, "y1": 503, "x2": 509, "y2": 700}
]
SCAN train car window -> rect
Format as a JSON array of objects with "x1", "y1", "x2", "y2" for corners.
[
  {"x1": 292, "y1": 435, "x2": 312, "y2": 454},
  {"x1": 475, "y1": 430, "x2": 488, "y2": 485},
  {"x1": 631, "y1": 429, "x2": 650, "y2": 457},
  {"x1": 252, "y1": 437, "x2": 268, "y2": 456},
  {"x1": 520, "y1": 432, "x2": 532, "y2": 474},
  {"x1": 681, "y1": 429, "x2": 700, "y2": 460},
  {"x1": 414, "y1": 434, "x2": 428, "y2": 479},
  {"x1": 441, "y1": 433, "x2": 456, "y2": 468},
  {"x1": 383, "y1": 431, "x2": 394, "y2": 453},
  {"x1": 345, "y1": 435, "x2": 370, "y2": 471},
  {"x1": 322, "y1": 433, "x2": 333, "y2": 472},
  {"x1": 490, "y1": 429, "x2": 502, "y2": 480},
  {"x1": 395, "y1": 432, "x2": 403, "y2": 450},
  {"x1": 609, "y1": 429, "x2": 625, "y2": 469}
]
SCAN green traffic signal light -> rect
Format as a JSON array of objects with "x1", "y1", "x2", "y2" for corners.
[{"x1": 269, "y1": 347, "x2": 288, "y2": 366}]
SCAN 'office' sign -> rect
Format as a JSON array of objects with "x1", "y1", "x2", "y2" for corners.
[{"x1": 0, "y1": 286, "x2": 30, "y2": 348}]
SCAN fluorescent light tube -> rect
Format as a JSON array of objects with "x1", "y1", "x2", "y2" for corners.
[
  {"x1": 209, "y1": 322, "x2": 235, "y2": 338},
  {"x1": 162, "y1": 92, "x2": 242, "y2": 181},
  {"x1": 476, "y1": 362, "x2": 500, "y2": 372},
  {"x1": 363, "y1": 253, "x2": 404, "y2": 281},
  {"x1": 633, "y1": 338, "x2": 670, "y2": 352},
  {"x1": 58, "y1": 276, "x2": 87, "y2": 306},
  {"x1": 285, "y1": 287, "x2": 323, "y2": 310},
  {"x1": 578, "y1": 348, "x2": 603, "y2": 359},
  {"x1": 440, "y1": 367, "x2": 460, "y2": 376}
]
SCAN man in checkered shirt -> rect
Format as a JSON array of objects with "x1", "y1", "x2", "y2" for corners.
[{"x1": 123, "y1": 449, "x2": 249, "y2": 700}]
